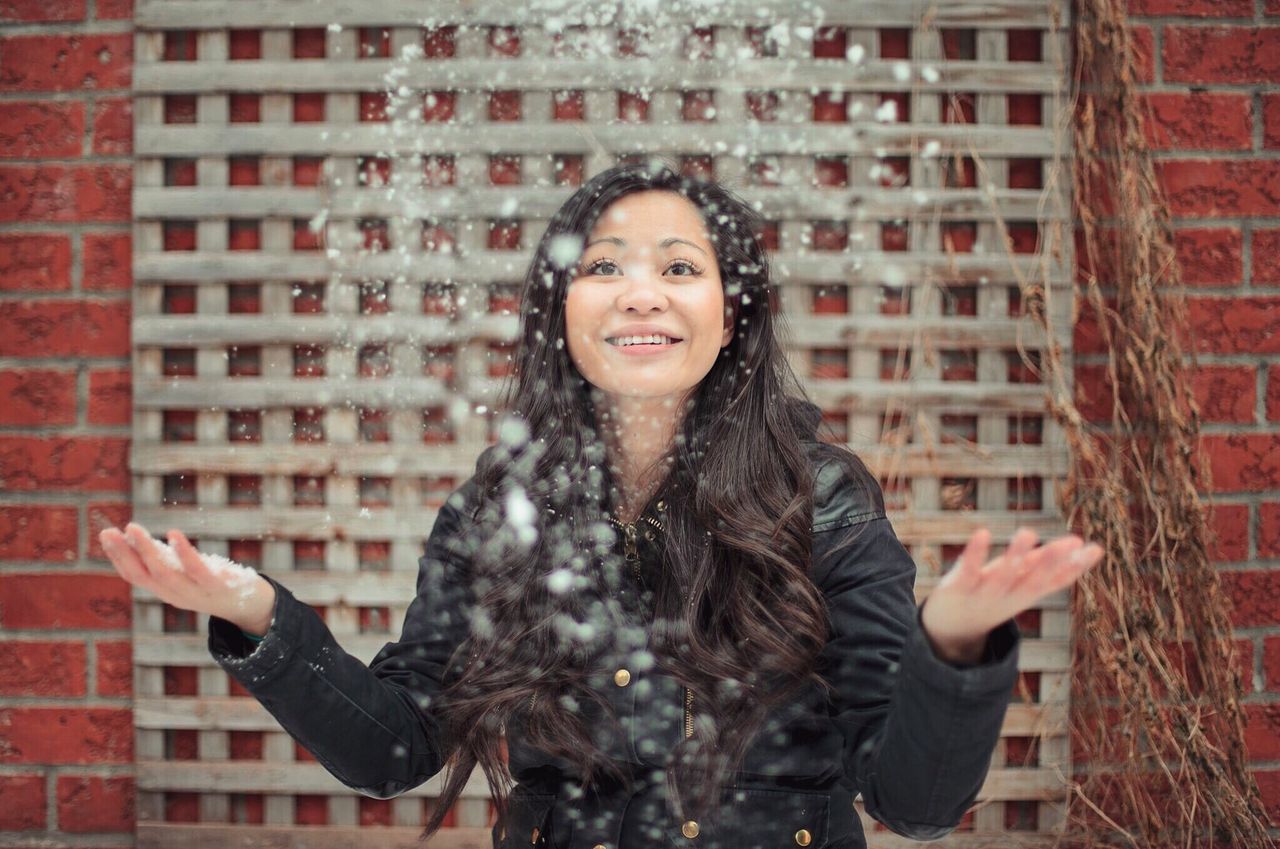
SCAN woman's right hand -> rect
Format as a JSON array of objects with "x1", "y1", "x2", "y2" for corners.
[{"x1": 99, "y1": 522, "x2": 276, "y2": 636}]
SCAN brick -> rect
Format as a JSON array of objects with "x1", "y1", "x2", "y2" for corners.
[
  {"x1": 1256, "y1": 769, "x2": 1280, "y2": 827},
  {"x1": 0, "y1": 0, "x2": 85, "y2": 20},
  {"x1": 1188, "y1": 296, "x2": 1280, "y2": 354},
  {"x1": 0, "y1": 708, "x2": 132, "y2": 764},
  {"x1": 1157, "y1": 160, "x2": 1280, "y2": 218},
  {"x1": 1265, "y1": 636, "x2": 1280, "y2": 693},
  {"x1": 1268, "y1": 369, "x2": 1280, "y2": 422},
  {"x1": 0, "y1": 34, "x2": 131, "y2": 92},
  {"x1": 1072, "y1": 295, "x2": 1113, "y2": 355},
  {"x1": 0, "y1": 774, "x2": 46, "y2": 830},
  {"x1": 1202, "y1": 433, "x2": 1280, "y2": 492},
  {"x1": 90, "y1": 97, "x2": 131, "y2": 156},
  {"x1": 1129, "y1": 25, "x2": 1155, "y2": 85},
  {"x1": 1165, "y1": 26, "x2": 1280, "y2": 84},
  {"x1": 0, "y1": 100, "x2": 84, "y2": 158},
  {"x1": 0, "y1": 300, "x2": 130, "y2": 357},
  {"x1": 87, "y1": 368, "x2": 130, "y2": 425},
  {"x1": 0, "y1": 436, "x2": 129, "y2": 492},
  {"x1": 1141, "y1": 93, "x2": 1251, "y2": 152},
  {"x1": 87, "y1": 502, "x2": 130, "y2": 560},
  {"x1": 0, "y1": 507, "x2": 79, "y2": 563},
  {"x1": 82, "y1": 231, "x2": 130, "y2": 291},
  {"x1": 1255, "y1": 229, "x2": 1280, "y2": 286},
  {"x1": 0, "y1": 640, "x2": 86, "y2": 696},
  {"x1": 1265, "y1": 93, "x2": 1280, "y2": 151},
  {"x1": 0, "y1": 233, "x2": 71, "y2": 292},
  {"x1": 94, "y1": 0, "x2": 131, "y2": 17},
  {"x1": 1261, "y1": 502, "x2": 1280, "y2": 557},
  {"x1": 1072, "y1": 363, "x2": 1110, "y2": 423},
  {"x1": 56, "y1": 775, "x2": 133, "y2": 832},
  {"x1": 1174, "y1": 227, "x2": 1242, "y2": 286},
  {"x1": 0, "y1": 164, "x2": 131, "y2": 222},
  {"x1": 1245, "y1": 703, "x2": 1280, "y2": 760},
  {"x1": 0, "y1": 369, "x2": 76, "y2": 426},
  {"x1": 94, "y1": 639, "x2": 131, "y2": 697},
  {"x1": 0, "y1": 573, "x2": 130, "y2": 629},
  {"x1": 1206, "y1": 501, "x2": 1248, "y2": 563},
  {"x1": 1191, "y1": 364, "x2": 1255, "y2": 423},
  {"x1": 1220, "y1": 569, "x2": 1280, "y2": 627},
  {"x1": 1127, "y1": 0, "x2": 1252, "y2": 13}
]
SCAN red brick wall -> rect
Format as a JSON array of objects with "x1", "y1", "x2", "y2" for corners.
[
  {"x1": 0, "y1": 0, "x2": 1277, "y2": 844},
  {"x1": 1119, "y1": 0, "x2": 1280, "y2": 828},
  {"x1": 0, "y1": 0, "x2": 137, "y2": 841}
]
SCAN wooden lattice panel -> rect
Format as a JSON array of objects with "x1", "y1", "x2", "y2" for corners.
[{"x1": 130, "y1": 1, "x2": 1073, "y2": 846}]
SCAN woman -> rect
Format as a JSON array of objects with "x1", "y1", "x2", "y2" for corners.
[{"x1": 101, "y1": 161, "x2": 1101, "y2": 848}]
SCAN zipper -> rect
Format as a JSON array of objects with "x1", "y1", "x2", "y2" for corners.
[
  {"x1": 607, "y1": 513, "x2": 663, "y2": 583},
  {"x1": 607, "y1": 511, "x2": 692, "y2": 736}
]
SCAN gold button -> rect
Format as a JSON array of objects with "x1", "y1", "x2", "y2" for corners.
[
  {"x1": 592, "y1": 844, "x2": 606, "y2": 849},
  {"x1": 613, "y1": 668, "x2": 631, "y2": 687},
  {"x1": 681, "y1": 820, "x2": 700, "y2": 838},
  {"x1": 795, "y1": 828, "x2": 812, "y2": 846},
  {"x1": 656, "y1": 500, "x2": 666, "y2": 511}
]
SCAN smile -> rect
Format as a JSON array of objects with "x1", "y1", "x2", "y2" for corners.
[{"x1": 606, "y1": 335, "x2": 682, "y2": 347}]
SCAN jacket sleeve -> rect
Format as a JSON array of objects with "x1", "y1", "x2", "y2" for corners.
[
  {"x1": 814, "y1": 466, "x2": 1020, "y2": 840},
  {"x1": 206, "y1": 485, "x2": 478, "y2": 799}
]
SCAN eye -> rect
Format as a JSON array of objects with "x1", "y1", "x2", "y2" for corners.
[
  {"x1": 583, "y1": 258, "x2": 620, "y2": 276},
  {"x1": 667, "y1": 259, "x2": 703, "y2": 276}
]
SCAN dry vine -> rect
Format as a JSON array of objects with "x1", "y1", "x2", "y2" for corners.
[{"x1": 970, "y1": 0, "x2": 1277, "y2": 846}]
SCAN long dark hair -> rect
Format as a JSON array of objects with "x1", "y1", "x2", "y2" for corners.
[{"x1": 419, "y1": 159, "x2": 872, "y2": 838}]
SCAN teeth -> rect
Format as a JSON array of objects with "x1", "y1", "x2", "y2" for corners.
[{"x1": 609, "y1": 335, "x2": 678, "y2": 347}]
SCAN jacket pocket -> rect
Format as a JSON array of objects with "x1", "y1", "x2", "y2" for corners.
[
  {"x1": 495, "y1": 792, "x2": 558, "y2": 848},
  {"x1": 663, "y1": 786, "x2": 830, "y2": 849}
]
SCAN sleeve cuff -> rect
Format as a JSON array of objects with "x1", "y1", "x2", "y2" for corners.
[
  {"x1": 208, "y1": 572, "x2": 294, "y2": 683},
  {"x1": 901, "y1": 601, "x2": 1020, "y2": 698}
]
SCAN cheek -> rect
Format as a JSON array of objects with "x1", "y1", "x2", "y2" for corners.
[{"x1": 563, "y1": 286, "x2": 600, "y2": 364}]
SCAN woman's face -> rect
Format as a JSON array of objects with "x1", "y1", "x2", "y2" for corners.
[{"x1": 564, "y1": 190, "x2": 733, "y2": 404}]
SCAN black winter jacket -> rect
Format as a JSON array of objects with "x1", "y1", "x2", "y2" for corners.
[{"x1": 208, "y1": 441, "x2": 1020, "y2": 849}]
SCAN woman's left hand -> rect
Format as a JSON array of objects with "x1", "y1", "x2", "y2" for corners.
[{"x1": 919, "y1": 527, "x2": 1103, "y2": 665}]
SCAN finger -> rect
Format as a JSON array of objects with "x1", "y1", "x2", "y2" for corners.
[
  {"x1": 985, "y1": 527, "x2": 1039, "y2": 580},
  {"x1": 1025, "y1": 541, "x2": 1103, "y2": 599},
  {"x1": 1021, "y1": 535, "x2": 1085, "y2": 575},
  {"x1": 125, "y1": 522, "x2": 187, "y2": 580},
  {"x1": 100, "y1": 527, "x2": 157, "y2": 587},
  {"x1": 953, "y1": 526, "x2": 992, "y2": 587},
  {"x1": 166, "y1": 529, "x2": 212, "y2": 584}
]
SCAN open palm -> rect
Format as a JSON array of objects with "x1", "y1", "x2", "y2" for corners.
[{"x1": 921, "y1": 527, "x2": 1102, "y2": 664}]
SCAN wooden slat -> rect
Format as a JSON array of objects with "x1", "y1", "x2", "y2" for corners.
[
  {"x1": 134, "y1": 695, "x2": 1068, "y2": 736},
  {"x1": 134, "y1": 628, "x2": 1070, "y2": 671},
  {"x1": 136, "y1": 0, "x2": 1060, "y2": 29},
  {"x1": 131, "y1": 312, "x2": 1063, "y2": 351},
  {"x1": 127, "y1": 441, "x2": 1071, "y2": 479},
  {"x1": 131, "y1": 249, "x2": 1069, "y2": 286},
  {"x1": 135, "y1": 121, "x2": 1058, "y2": 158},
  {"x1": 133, "y1": 184, "x2": 1065, "y2": 223},
  {"x1": 133, "y1": 58, "x2": 1062, "y2": 95},
  {"x1": 137, "y1": 823, "x2": 492, "y2": 849},
  {"x1": 135, "y1": 759, "x2": 491, "y2": 797}
]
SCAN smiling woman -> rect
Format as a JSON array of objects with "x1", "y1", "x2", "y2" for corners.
[{"x1": 99, "y1": 159, "x2": 1101, "y2": 849}]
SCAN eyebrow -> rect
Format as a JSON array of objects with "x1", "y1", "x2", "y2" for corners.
[{"x1": 583, "y1": 236, "x2": 708, "y2": 257}]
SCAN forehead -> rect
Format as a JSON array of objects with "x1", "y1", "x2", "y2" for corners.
[{"x1": 586, "y1": 190, "x2": 711, "y2": 246}]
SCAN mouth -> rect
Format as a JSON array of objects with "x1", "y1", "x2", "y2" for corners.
[{"x1": 605, "y1": 334, "x2": 683, "y2": 347}]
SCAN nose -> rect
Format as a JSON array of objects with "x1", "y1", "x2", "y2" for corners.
[{"x1": 615, "y1": 264, "x2": 668, "y2": 313}]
